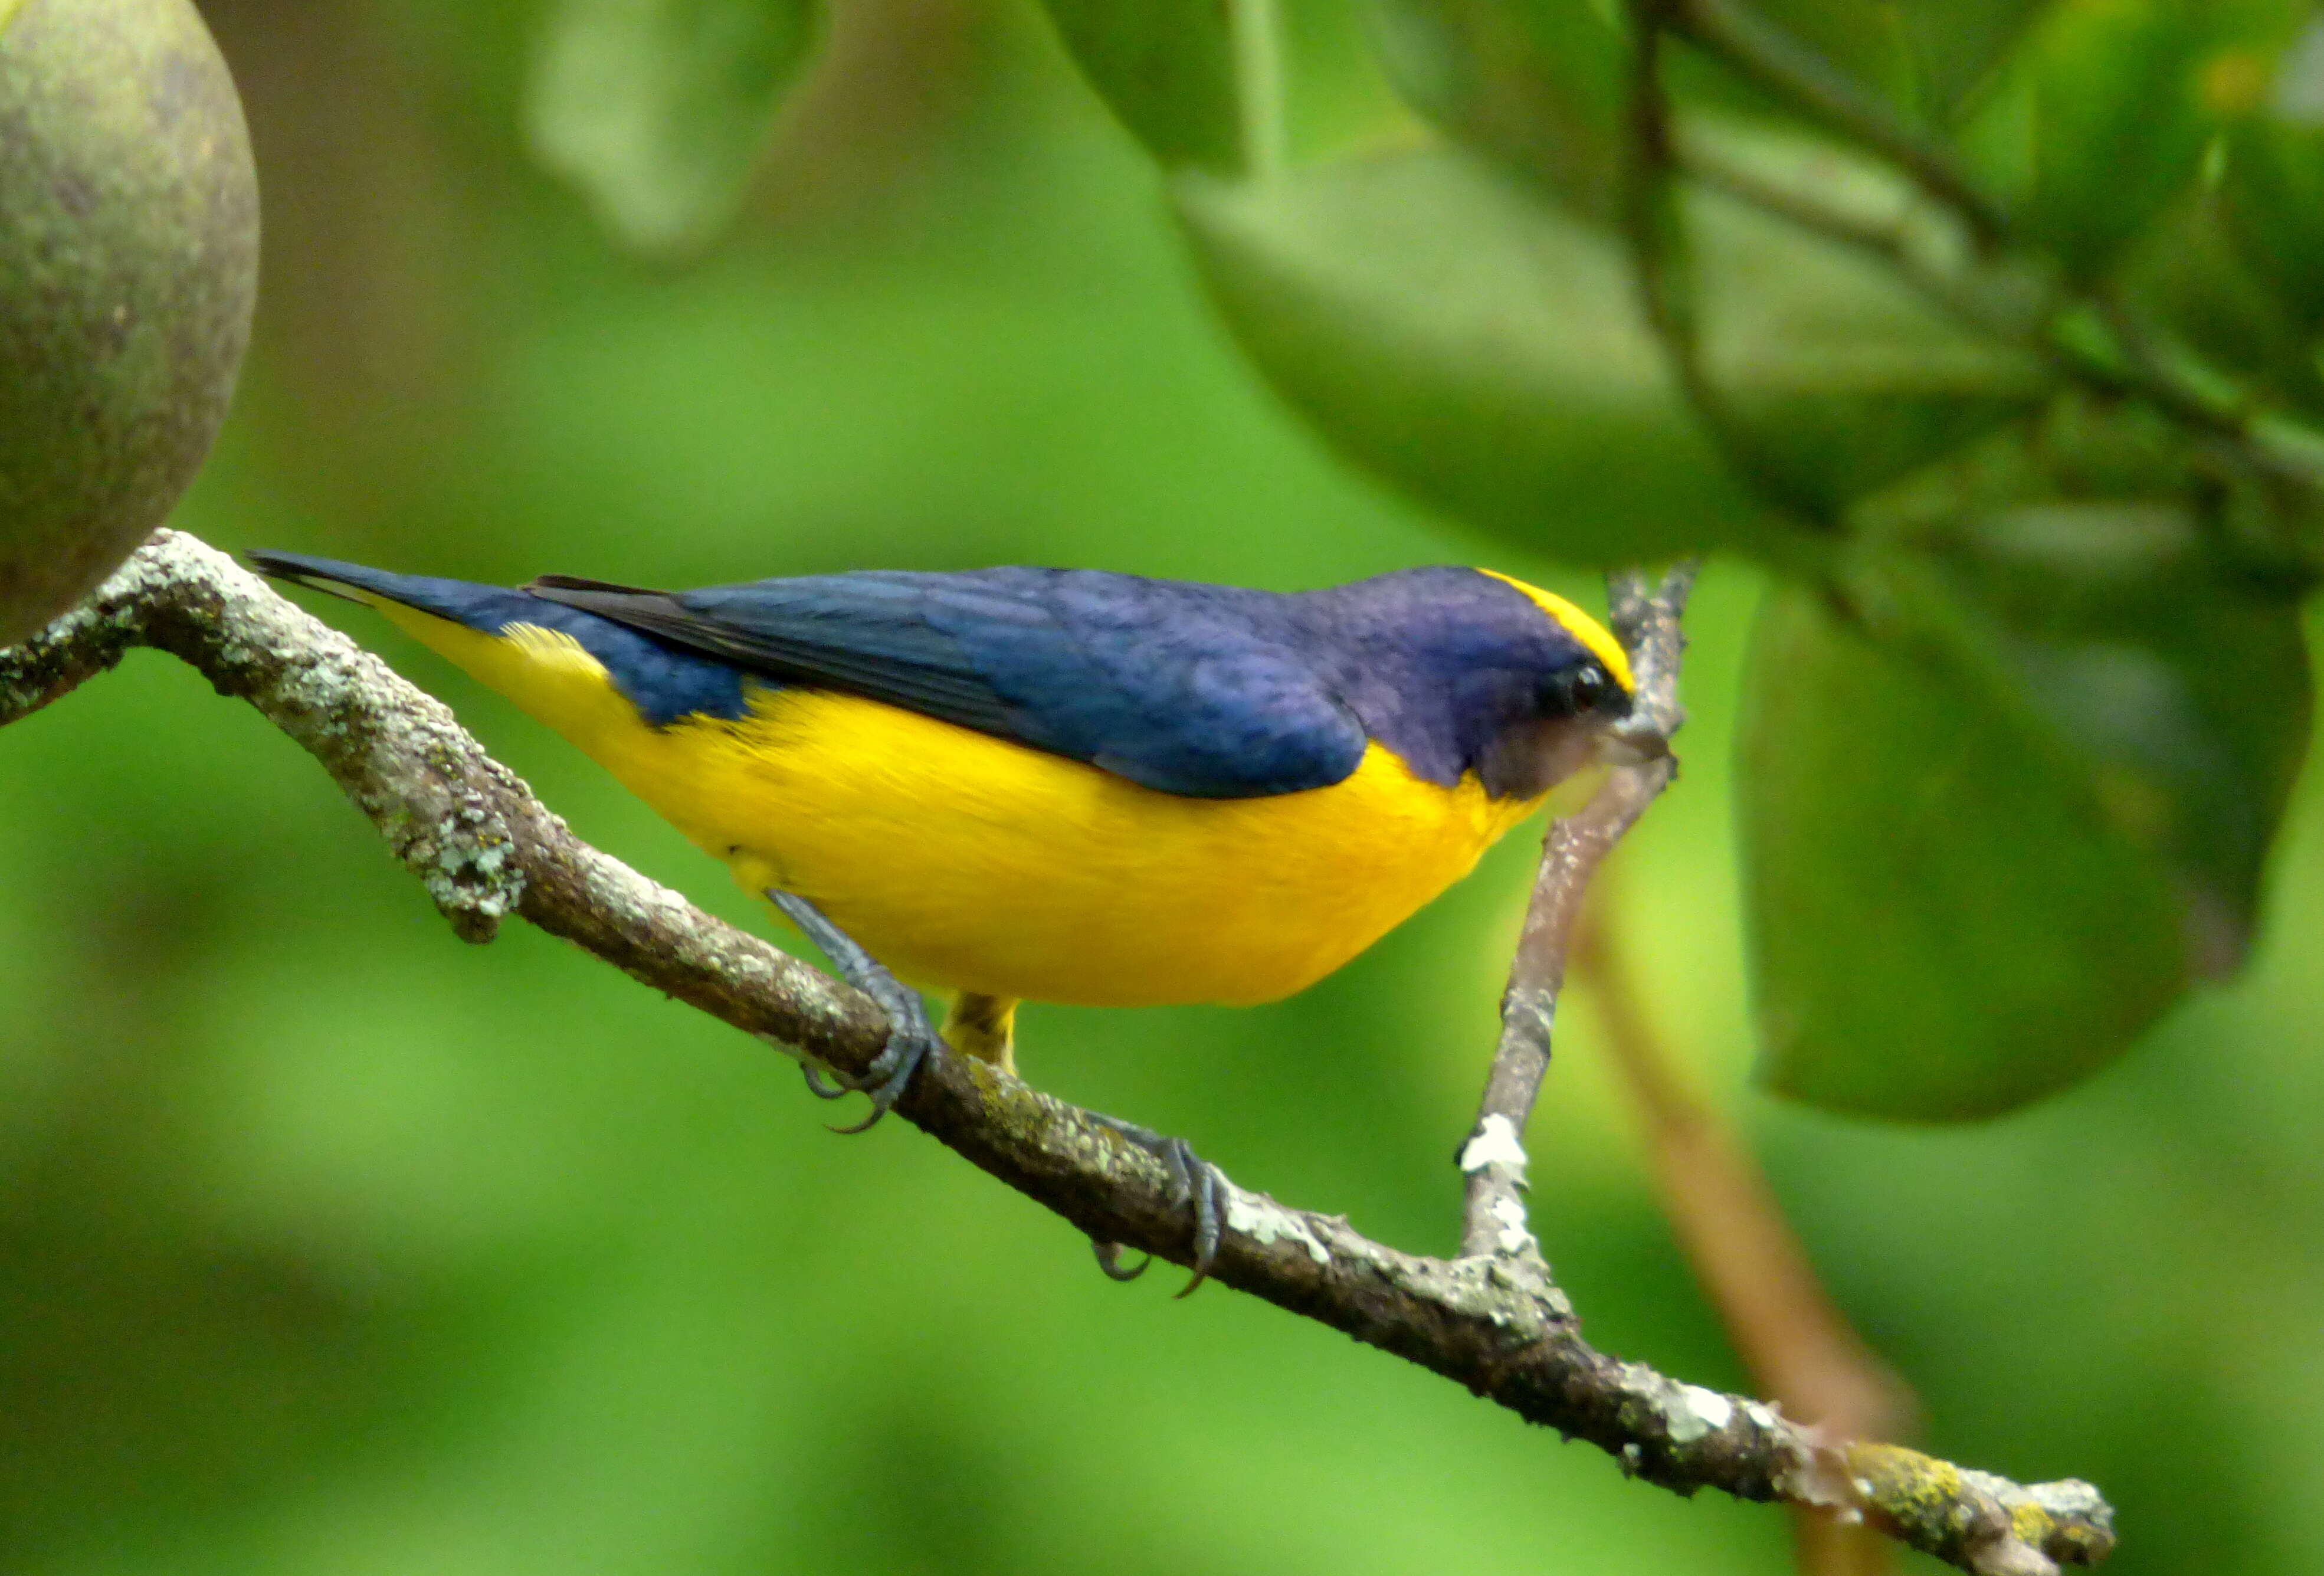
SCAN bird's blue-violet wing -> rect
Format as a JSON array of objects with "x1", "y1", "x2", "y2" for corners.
[{"x1": 525, "y1": 568, "x2": 1369, "y2": 798}]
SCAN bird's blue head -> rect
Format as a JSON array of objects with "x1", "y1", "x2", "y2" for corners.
[{"x1": 1297, "y1": 566, "x2": 1641, "y2": 798}]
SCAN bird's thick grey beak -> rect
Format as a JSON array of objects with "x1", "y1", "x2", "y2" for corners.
[{"x1": 1597, "y1": 722, "x2": 1671, "y2": 767}]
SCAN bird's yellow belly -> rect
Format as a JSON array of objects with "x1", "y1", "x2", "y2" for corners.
[
  {"x1": 648, "y1": 691, "x2": 1539, "y2": 1005},
  {"x1": 385, "y1": 610, "x2": 1545, "y2": 1006}
]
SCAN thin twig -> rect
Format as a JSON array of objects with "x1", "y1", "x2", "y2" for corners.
[
  {"x1": 0, "y1": 532, "x2": 2115, "y2": 1576},
  {"x1": 1457, "y1": 774, "x2": 1672, "y2": 1257},
  {"x1": 1457, "y1": 564, "x2": 1695, "y2": 1262}
]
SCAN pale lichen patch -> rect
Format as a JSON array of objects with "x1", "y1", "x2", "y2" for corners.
[
  {"x1": 1459, "y1": 1113, "x2": 1529, "y2": 1174},
  {"x1": 1225, "y1": 1190, "x2": 1329, "y2": 1264},
  {"x1": 1666, "y1": 1385, "x2": 1735, "y2": 1444},
  {"x1": 1488, "y1": 1194, "x2": 1536, "y2": 1256}
]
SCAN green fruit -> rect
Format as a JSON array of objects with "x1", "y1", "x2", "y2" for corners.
[{"x1": 0, "y1": 0, "x2": 258, "y2": 646}]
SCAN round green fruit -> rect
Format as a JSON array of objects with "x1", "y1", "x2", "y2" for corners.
[{"x1": 0, "y1": 0, "x2": 259, "y2": 646}]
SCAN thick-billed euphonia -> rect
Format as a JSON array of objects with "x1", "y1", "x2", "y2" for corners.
[{"x1": 248, "y1": 552, "x2": 1643, "y2": 1283}]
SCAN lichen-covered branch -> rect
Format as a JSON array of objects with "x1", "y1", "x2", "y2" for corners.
[{"x1": 0, "y1": 531, "x2": 2115, "y2": 1575}]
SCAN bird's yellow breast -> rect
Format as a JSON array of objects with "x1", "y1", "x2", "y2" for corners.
[{"x1": 381, "y1": 607, "x2": 1547, "y2": 1007}]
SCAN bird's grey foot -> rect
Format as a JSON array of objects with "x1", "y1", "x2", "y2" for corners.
[
  {"x1": 768, "y1": 891, "x2": 937, "y2": 1134},
  {"x1": 1086, "y1": 1113, "x2": 1230, "y2": 1298}
]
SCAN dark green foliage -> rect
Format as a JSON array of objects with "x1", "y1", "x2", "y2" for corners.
[
  {"x1": 1680, "y1": 172, "x2": 2052, "y2": 518},
  {"x1": 1371, "y1": 0, "x2": 1630, "y2": 219},
  {"x1": 2218, "y1": 20, "x2": 2324, "y2": 329},
  {"x1": 2120, "y1": 192, "x2": 2324, "y2": 423},
  {"x1": 1038, "y1": 0, "x2": 1248, "y2": 172},
  {"x1": 2001, "y1": 0, "x2": 2277, "y2": 281},
  {"x1": 1896, "y1": 0, "x2": 2050, "y2": 120},
  {"x1": 1174, "y1": 150, "x2": 1773, "y2": 562},
  {"x1": 1742, "y1": 519, "x2": 2310, "y2": 1116}
]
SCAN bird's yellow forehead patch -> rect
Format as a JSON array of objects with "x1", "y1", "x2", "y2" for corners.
[{"x1": 1476, "y1": 570, "x2": 1634, "y2": 694}]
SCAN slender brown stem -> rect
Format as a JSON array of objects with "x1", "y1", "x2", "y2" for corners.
[
  {"x1": 1577, "y1": 895, "x2": 1912, "y2": 1438},
  {"x1": 1575, "y1": 891, "x2": 1916, "y2": 1574}
]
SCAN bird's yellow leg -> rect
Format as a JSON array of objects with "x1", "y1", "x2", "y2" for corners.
[{"x1": 943, "y1": 992, "x2": 1018, "y2": 1075}]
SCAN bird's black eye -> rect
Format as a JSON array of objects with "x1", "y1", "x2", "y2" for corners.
[{"x1": 1542, "y1": 663, "x2": 1613, "y2": 716}]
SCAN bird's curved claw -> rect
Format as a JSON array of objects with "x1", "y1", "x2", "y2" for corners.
[
  {"x1": 1090, "y1": 1237, "x2": 1151, "y2": 1282},
  {"x1": 769, "y1": 890, "x2": 939, "y2": 1133},
  {"x1": 1088, "y1": 1114, "x2": 1230, "y2": 1297}
]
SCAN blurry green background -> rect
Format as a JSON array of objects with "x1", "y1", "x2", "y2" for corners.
[{"x1": 4, "y1": 2, "x2": 2322, "y2": 1572}]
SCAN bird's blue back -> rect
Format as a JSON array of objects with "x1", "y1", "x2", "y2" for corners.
[{"x1": 253, "y1": 555, "x2": 1598, "y2": 799}]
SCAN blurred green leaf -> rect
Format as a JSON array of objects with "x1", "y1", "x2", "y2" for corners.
[
  {"x1": 1742, "y1": 579, "x2": 2186, "y2": 1120},
  {"x1": 1172, "y1": 149, "x2": 1775, "y2": 563},
  {"x1": 1743, "y1": 0, "x2": 2046, "y2": 123},
  {"x1": 2020, "y1": 0, "x2": 2211, "y2": 279},
  {"x1": 526, "y1": 0, "x2": 822, "y2": 255},
  {"x1": 1173, "y1": 143, "x2": 2046, "y2": 555},
  {"x1": 1037, "y1": 0, "x2": 1247, "y2": 173},
  {"x1": 1748, "y1": 0, "x2": 1920, "y2": 116},
  {"x1": 1896, "y1": 0, "x2": 2048, "y2": 119},
  {"x1": 1741, "y1": 509, "x2": 2310, "y2": 1120},
  {"x1": 1369, "y1": 0, "x2": 1628, "y2": 221},
  {"x1": 2119, "y1": 190, "x2": 2324, "y2": 424},
  {"x1": 1989, "y1": 0, "x2": 2302, "y2": 281},
  {"x1": 2220, "y1": 19, "x2": 2324, "y2": 330},
  {"x1": 1684, "y1": 165, "x2": 2050, "y2": 516}
]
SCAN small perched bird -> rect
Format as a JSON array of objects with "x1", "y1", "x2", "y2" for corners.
[{"x1": 249, "y1": 552, "x2": 1643, "y2": 1287}]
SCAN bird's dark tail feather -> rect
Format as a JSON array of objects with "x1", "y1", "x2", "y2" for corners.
[{"x1": 245, "y1": 551, "x2": 548, "y2": 635}]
